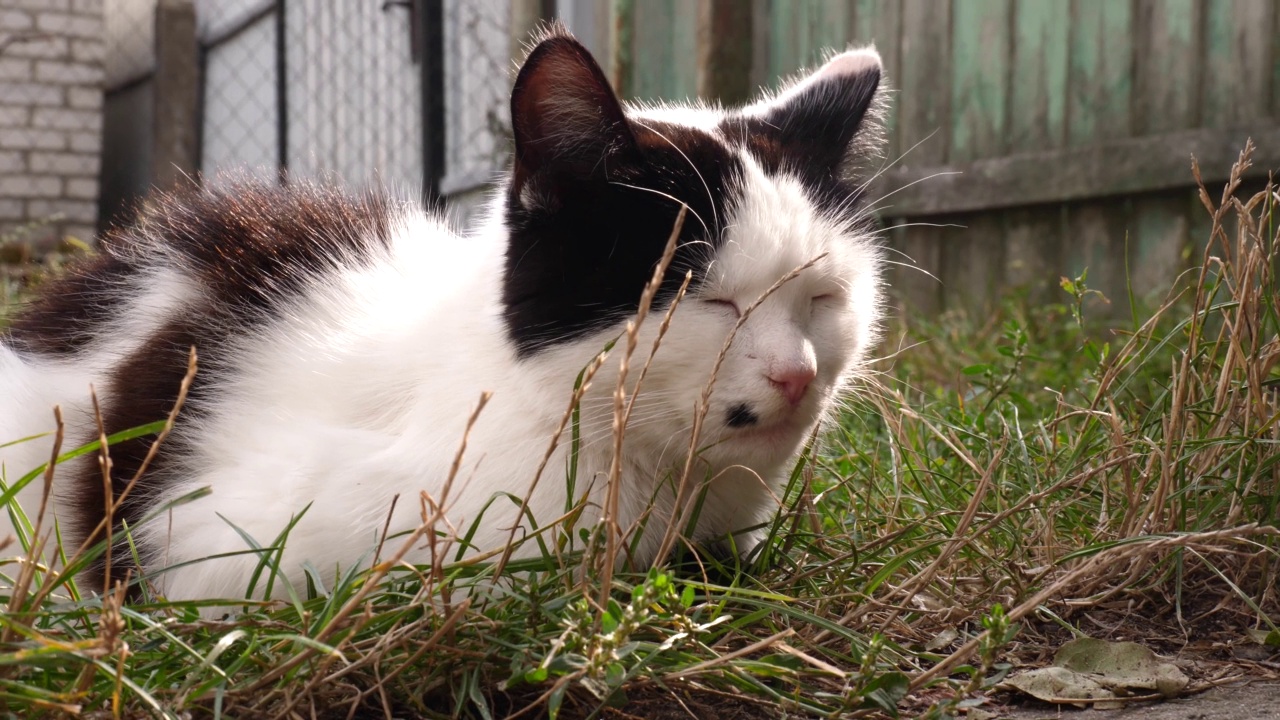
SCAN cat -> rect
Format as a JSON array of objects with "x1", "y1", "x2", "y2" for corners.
[{"x1": 0, "y1": 27, "x2": 886, "y2": 604}]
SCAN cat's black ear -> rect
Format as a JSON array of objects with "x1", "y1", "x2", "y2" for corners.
[
  {"x1": 510, "y1": 32, "x2": 636, "y2": 201},
  {"x1": 753, "y1": 48, "x2": 883, "y2": 179}
]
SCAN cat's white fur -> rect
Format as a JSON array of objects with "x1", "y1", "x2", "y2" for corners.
[{"x1": 0, "y1": 47, "x2": 883, "y2": 603}]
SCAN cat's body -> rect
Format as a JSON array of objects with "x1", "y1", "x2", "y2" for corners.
[{"x1": 0, "y1": 29, "x2": 886, "y2": 602}]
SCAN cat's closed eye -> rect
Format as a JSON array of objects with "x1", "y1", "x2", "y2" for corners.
[
  {"x1": 808, "y1": 293, "x2": 843, "y2": 317},
  {"x1": 704, "y1": 298, "x2": 742, "y2": 318}
]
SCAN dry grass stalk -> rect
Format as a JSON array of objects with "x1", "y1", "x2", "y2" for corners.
[
  {"x1": 1, "y1": 407, "x2": 63, "y2": 645},
  {"x1": 597, "y1": 205, "x2": 688, "y2": 607}
]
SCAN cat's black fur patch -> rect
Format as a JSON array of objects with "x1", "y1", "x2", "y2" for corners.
[
  {"x1": 10, "y1": 182, "x2": 397, "y2": 589},
  {"x1": 502, "y1": 118, "x2": 739, "y2": 356},
  {"x1": 502, "y1": 33, "x2": 739, "y2": 357},
  {"x1": 138, "y1": 182, "x2": 394, "y2": 317},
  {"x1": 7, "y1": 251, "x2": 134, "y2": 357},
  {"x1": 75, "y1": 318, "x2": 207, "y2": 590}
]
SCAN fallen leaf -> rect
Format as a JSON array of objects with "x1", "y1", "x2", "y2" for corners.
[
  {"x1": 1246, "y1": 628, "x2": 1280, "y2": 647},
  {"x1": 926, "y1": 627, "x2": 959, "y2": 652},
  {"x1": 1001, "y1": 666, "x2": 1115, "y2": 707},
  {"x1": 998, "y1": 637, "x2": 1189, "y2": 707}
]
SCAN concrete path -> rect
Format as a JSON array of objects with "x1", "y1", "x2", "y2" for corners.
[{"x1": 995, "y1": 682, "x2": 1280, "y2": 719}]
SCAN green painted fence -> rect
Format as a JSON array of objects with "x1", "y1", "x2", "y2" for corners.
[{"x1": 608, "y1": 0, "x2": 1280, "y2": 316}]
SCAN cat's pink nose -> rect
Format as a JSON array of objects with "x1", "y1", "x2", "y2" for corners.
[{"x1": 768, "y1": 365, "x2": 817, "y2": 406}]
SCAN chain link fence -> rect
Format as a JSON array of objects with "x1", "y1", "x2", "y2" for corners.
[
  {"x1": 198, "y1": 2, "x2": 279, "y2": 183},
  {"x1": 199, "y1": 1, "x2": 426, "y2": 193},
  {"x1": 441, "y1": 0, "x2": 510, "y2": 206}
]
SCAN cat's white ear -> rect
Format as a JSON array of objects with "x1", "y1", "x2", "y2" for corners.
[
  {"x1": 510, "y1": 31, "x2": 637, "y2": 198},
  {"x1": 745, "y1": 47, "x2": 883, "y2": 178}
]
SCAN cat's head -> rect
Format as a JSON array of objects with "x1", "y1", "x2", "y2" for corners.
[{"x1": 501, "y1": 26, "x2": 885, "y2": 468}]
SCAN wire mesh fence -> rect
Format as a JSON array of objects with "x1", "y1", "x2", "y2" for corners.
[
  {"x1": 190, "y1": 0, "x2": 516, "y2": 213},
  {"x1": 197, "y1": 1, "x2": 426, "y2": 194},
  {"x1": 198, "y1": 2, "x2": 279, "y2": 183},
  {"x1": 281, "y1": 1, "x2": 424, "y2": 192},
  {"x1": 441, "y1": 0, "x2": 511, "y2": 200},
  {"x1": 94, "y1": 0, "x2": 524, "y2": 225},
  {"x1": 103, "y1": 0, "x2": 154, "y2": 90}
]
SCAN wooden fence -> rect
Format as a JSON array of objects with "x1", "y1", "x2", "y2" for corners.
[{"x1": 604, "y1": 0, "x2": 1280, "y2": 316}]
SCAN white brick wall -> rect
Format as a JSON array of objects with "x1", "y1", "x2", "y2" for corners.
[{"x1": 0, "y1": 0, "x2": 103, "y2": 246}]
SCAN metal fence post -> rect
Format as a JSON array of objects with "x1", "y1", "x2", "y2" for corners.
[
  {"x1": 152, "y1": 0, "x2": 200, "y2": 189},
  {"x1": 419, "y1": 0, "x2": 444, "y2": 207},
  {"x1": 275, "y1": 0, "x2": 288, "y2": 183}
]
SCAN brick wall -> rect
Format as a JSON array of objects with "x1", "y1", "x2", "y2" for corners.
[{"x1": 0, "y1": 0, "x2": 104, "y2": 247}]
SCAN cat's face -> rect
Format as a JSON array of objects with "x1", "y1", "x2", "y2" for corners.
[
  {"x1": 648, "y1": 163, "x2": 880, "y2": 467},
  {"x1": 501, "y1": 27, "x2": 884, "y2": 466}
]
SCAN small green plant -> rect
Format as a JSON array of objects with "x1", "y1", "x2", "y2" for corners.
[{"x1": 0, "y1": 215, "x2": 92, "y2": 327}]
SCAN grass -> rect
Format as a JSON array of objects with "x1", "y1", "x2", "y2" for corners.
[{"x1": 1, "y1": 149, "x2": 1278, "y2": 719}]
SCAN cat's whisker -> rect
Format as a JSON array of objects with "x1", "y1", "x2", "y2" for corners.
[
  {"x1": 607, "y1": 181, "x2": 711, "y2": 238},
  {"x1": 878, "y1": 259, "x2": 941, "y2": 284},
  {"x1": 851, "y1": 170, "x2": 963, "y2": 221},
  {"x1": 630, "y1": 119, "x2": 720, "y2": 232},
  {"x1": 852, "y1": 126, "x2": 943, "y2": 200},
  {"x1": 876, "y1": 220, "x2": 967, "y2": 233}
]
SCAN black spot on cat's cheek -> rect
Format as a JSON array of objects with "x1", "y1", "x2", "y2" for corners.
[{"x1": 726, "y1": 403, "x2": 759, "y2": 428}]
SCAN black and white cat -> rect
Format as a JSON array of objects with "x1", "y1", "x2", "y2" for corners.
[{"x1": 0, "y1": 28, "x2": 885, "y2": 602}]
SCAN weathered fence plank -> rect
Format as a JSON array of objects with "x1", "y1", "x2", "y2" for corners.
[
  {"x1": 850, "y1": 0, "x2": 902, "y2": 160},
  {"x1": 1273, "y1": 5, "x2": 1280, "y2": 118},
  {"x1": 892, "y1": 0, "x2": 954, "y2": 316},
  {"x1": 1003, "y1": 0, "x2": 1069, "y2": 300},
  {"x1": 1066, "y1": 0, "x2": 1132, "y2": 146},
  {"x1": 629, "y1": 0, "x2": 697, "y2": 101},
  {"x1": 878, "y1": 124, "x2": 1280, "y2": 217},
  {"x1": 1204, "y1": 0, "x2": 1276, "y2": 128},
  {"x1": 1130, "y1": 0, "x2": 1200, "y2": 302},
  {"x1": 945, "y1": 0, "x2": 1011, "y2": 314},
  {"x1": 1065, "y1": 199, "x2": 1131, "y2": 313},
  {"x1": 1130, "y1": 192, "x2": 1192, "y2": 300},
  {"x1": 951, "y1": 0, "x2": 1010, "y2": 162},
  {"x1": 1004, "y1": 206, "x2": 1064, "y2": 302},
  {"x1": 1134, "y1": 0, "x2": 1200, "y2": 134},
  {"x1": 898, "y1": 0, "x2": 952, "y2": 166},
  {"x1": 697, "y1": 0, "x2": 753, "y2": 105},
  {"x1": 1009, "y1": 0, "x2": 1069, "y2": 152},
  {"x1": 768, "y1": 0, "x2": 850, "y2": 83}
]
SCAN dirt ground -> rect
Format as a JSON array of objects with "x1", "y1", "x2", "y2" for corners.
[{"x1": 994, "y1": 682, "x2": 1280, "y2": 719}]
